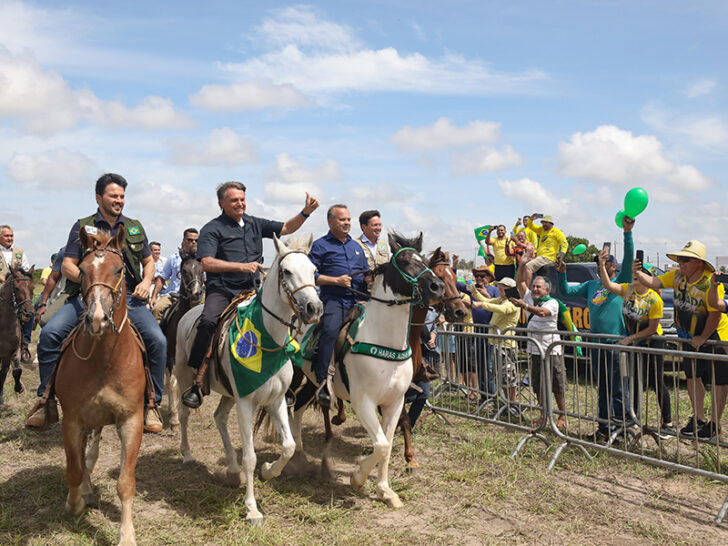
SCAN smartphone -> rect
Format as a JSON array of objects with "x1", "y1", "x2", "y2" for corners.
[
  {"x1": 602, "y1": 242, "x2": 611, "y2": 254},
  {"x1": 636, "y1": 250, "x2": 644, "y2": 263},
  {"x1": 532, "y1": 213, "x2": 544, "y2": 219},
  {"x1": 715, "y1": 274, "x2": 728, "y2": 283}
]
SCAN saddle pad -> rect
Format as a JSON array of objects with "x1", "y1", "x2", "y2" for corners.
[{"x1": 228, "y1": 295, "x2": 300, "y2": 398}]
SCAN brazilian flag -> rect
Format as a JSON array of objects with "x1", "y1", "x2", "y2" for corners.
[{"x1": 228, "y1": 296, "x2": 301, "y2": 398}]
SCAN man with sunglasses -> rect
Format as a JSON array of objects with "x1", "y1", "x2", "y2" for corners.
[
  {"x1": 151, "y1": 228, "x2": 199, "y2": 321},
  {"x1": 635, "y1": 240, "x2": 728, "y2": 439}
]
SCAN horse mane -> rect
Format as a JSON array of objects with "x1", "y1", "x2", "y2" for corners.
[
  {"x1": 282, "y1": 233, "x2": 311, "y2": 253},
  {"x1": 83, "y1": 228, "x2": 113, "y2": 252}
]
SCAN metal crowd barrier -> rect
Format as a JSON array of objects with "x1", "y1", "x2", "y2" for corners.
[{"x1": 428, "y1": 323, "x2": 728, "y2": 524}]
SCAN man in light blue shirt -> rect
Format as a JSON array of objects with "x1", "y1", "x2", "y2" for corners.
[{"x1": 151, "y1": 228, "x2": 199, "y2": 320}]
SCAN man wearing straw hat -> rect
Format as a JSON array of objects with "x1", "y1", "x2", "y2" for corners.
[
  {"x1": 635, "y1": 240, "x2": 728, "y2": 440},
  {"x1": 521, "y1": 214, "x2": 568, "y2": 289}
]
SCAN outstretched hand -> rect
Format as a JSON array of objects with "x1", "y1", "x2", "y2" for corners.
[{"x1": 302, "y1": 192, "x2": 320, "y2": 215}]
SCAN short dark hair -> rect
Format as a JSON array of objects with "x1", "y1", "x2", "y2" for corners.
[
  {"x1": 150, "y1": 241, "x2": 161, "y2": 249},
  {"x1": 183, "y1": 228, "x2": 198, "y2": 239},
  {"x1": 359, "y1": 210, "x2": 381, "y2": 228},
  {"x1": 327, "y1": 204, "x2": 348, "y2": 220},
  {"x1": 216, "y1": 181, "x2": 246, "y2": 203},
  {"x1": 95, "y1": 173, "x2": 127, "y2": 196}
]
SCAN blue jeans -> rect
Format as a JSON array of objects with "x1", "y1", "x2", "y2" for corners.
[
  {"x1": 406, "y1": 379, "x2": 430, "y2": 428},
  {"x1": 590, "y1": 347, "x2": 629, "y2": 432},
  {"x1": 475, "y1": 338, "x2": 495, "y2": 395},
  {"x1": 313, "y1": 298, "x2": 355, "y2": 384},
  {"x1": 36, "y1": 294, "x2": 166, "y2": 405}
]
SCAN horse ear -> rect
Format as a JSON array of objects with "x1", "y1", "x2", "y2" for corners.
[
  {"x1": 414, "y1": 232, "x2": 423, "y2": 252},
  {"x1": 112, "y1": 226, "x2": 125, "y2": 249},
  {"x1": 79, "y1": 226, "x2": 90, "y2": 251},
  {"x1": 273, "y1": 232, "x2": 286, "y2": 254},
  {"x1": 28, "y1": 266, "x2": 34, "y2": 276},
  {"x1": 388, "y1": 232, "x2": 400, "y2": 253},
  {"x1": 304, "y1": 233, "x2": 313, "y2": 253}
]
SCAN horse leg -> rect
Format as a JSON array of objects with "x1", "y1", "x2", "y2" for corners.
[
  {"x1": 116, "y1": 413, "x2": 143, "y2": 546},
  {"x1": 331, "y1": 398, "x2": 347, "y2": 425},
  {"x1": 175, "y1": 364, "x2": 195, "y2": 464},
  {"x1": 62, "y1": 418, "x2": 87, "y2": 516},
  {"x1": 81, "y1": 428, "x2": 103, "y2": 506},
  {"x1": 375, "y1": 400, "x2": 406, "y2": 508},
  {"x1": 349, "y1": 397, "x2": 389, "y2": 493},
  {"x1": 320, "y1": 406, "x2": 335, "y2": 481},
  {"x1": 260, "y1": 394, "x2": 295, "y2": 481},
  {"x1": 0, "y1": 363, "x2": 8, "y2": 406},
  {"x1": 234, "y1": 401, "x2": 263, "y2": 526},
  {"x1": 214, "y1": 395, "x2": 240, "y2": 486},
  {"x1": 399, "y1": 405, "x2": 420, "y2": 472},
  {"x1": 166, "y1": 368, "x2": 180, "y2": 433},
  {"x1": 11, "y1": 357, "x2": 24, "y2": 394}
]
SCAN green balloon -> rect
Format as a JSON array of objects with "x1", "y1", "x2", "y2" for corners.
[
  {"x1": 572, "y1": 243, "x2": 587, "y2": 255},
  {"x1": 615, "y1": 210, "x2": 626, "y2": 228},
  {"x1": 624, "y1": 187, "x2": 649, "y2": 217}
]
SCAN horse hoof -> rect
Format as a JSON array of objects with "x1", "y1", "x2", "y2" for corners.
[
  {"x1": 260, "y1": 462, "x2": 274, "y2": 481},
  {"x1": 170, "y1": 424, "x2": 180, "y2": 434},
  {"x1": 82, "y1": 493, "x2": 98, "y2": 507},
  {"x1": 349, "y1": 474, "x2": 363, "y2": 491},
  {"x1": 331, "y1": 415, "x2": 346, "y2": 426},
  {"x1": 65, "y1": 500, "x2": 85, "y2": 517},
  {"x1": 14, "y1": 380, "x2": 24, "y2": 394},
  {"x1": 247, "y1": 515, "x2": 264, "y2": 527},
  {"x1": 405, "y1": 465, "x2": 420, "y2": 475},
  {"x1": 182, "y1": 458, "x2": 197, "y2": 468},
  {"x1": 384, "y1": 496, "x2": 403, "y2": 509},
  {"x1": 225, "y1": 471, "x2": 241, "y2": 487}
]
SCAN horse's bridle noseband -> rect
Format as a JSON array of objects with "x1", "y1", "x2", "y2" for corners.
[
  {"x1": 79, "y1": 246, "x2": 126, "y2": 334},
  {"x1": 8, "y1": 273, "x2": 34, "y2": 317}
]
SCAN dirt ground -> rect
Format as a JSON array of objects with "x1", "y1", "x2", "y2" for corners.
[{"x1": 1, "y1": 381, "x2": 727, "y2": 545}]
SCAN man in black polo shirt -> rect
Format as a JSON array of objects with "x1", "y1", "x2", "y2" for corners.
[{"x1": 182, "y1": 181, "x2": 319, "y2": 408}]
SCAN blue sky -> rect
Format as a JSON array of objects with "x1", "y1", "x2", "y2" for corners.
[{"x1": 2, "y1": 1, "x2": 727, "y2": 269}]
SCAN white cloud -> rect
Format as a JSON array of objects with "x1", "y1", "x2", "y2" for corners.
[
  {"x1": 0, "y1": 47, "x2": 192, "y2": 135},
  {"x1": 392, "y1": 118, "x2": 501, "y2": 152},
  {"x1": 219, "y1": 7, "x2": 547, "y2": 96},
  {"x1": 557, "y1": 125, "x2": 713, "y2": 194},
  {"x1": 262, "y1": 153, "x2": 339, "y2": 204},
  {"x1": 642, "y1": 104, "x2": 728, "y2": 150},
  {"x1": 171, "y1": 128, "x2": 258, "y2": 166},
  {"x1": 264, "y1": 152, "x2": 341, "y2": 184},
  {"x1": 349, "y1": 182, "x2": 409, "y2": 203},
  {"x1": 6, "y1": 148, "x2": 99, "y2": 188},
  {"x1": 683, "y1": 78, "x2": 716, "y2": 98},
  {"x1": 498, "y1": 178, "x2": 572, "y2": 219},
  {"x1": 451, "y1": 145, "x2": 522, "y2": 175},
  {"x1": 189, "y1": 80, "x2": 311, "y2": 111}
]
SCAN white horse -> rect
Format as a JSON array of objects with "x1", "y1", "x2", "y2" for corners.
[
  {"x1": 174, "y1": 233, "x2": 323, "y2": 525},
  {"x1": 290, "y1": 232, "x2": 445, "y2": 508}
]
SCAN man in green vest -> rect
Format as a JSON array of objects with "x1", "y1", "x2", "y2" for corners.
[
  {"x1": 26, "y1": 173, "x2": 166, "y2": 433},
  {"x1": 0, "y1": 224, "x2": 32, "y2": 363}
]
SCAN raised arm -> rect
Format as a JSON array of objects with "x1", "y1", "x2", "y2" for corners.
[
  {"x1": 598, "y1": 250, "x2": 625, "y2": 297},
  {"x1": 708, "y1": 273, "x2": 728, "y2": 313}
]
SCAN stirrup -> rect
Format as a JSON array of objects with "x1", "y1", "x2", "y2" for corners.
[{"x1": 182, "y1": 384, "x2": 203, "y2": 409}]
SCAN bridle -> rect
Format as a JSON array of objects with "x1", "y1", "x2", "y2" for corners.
[
  {"x1": 6, "y1": 272, "x2": 34, "y2": 319},
  {"x1": 73, "y1": 246, "x2": 127, "y2": 359},
  {"x1": 178, "y1": 261, "x2": 204, "y2": 301},
  {"x1": 257, "y1": 250, "x2": 316, "y2": 350}
]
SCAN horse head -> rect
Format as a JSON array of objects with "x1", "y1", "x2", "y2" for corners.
[
  {"x1": 78, "y1": 226, "x2": 126, "y2": 337},
  {"x1": 8, "y1": 266, "x2": 35, "y2": 323},
  {"x1": 429, "y1": 247, "x2": 467, "y2": 322},
  {"x1": 385, "y1": 232, "x2": 445, "y2": 306},
  {"x1": 272, "y1": 232, "x2": 323, "y2": 324},
  {"x1": 179, "y1": 255, "x2": 204, "y2": 305}
]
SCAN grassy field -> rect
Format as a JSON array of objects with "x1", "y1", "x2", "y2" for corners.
[{"x1": 2, "y1": 365, "x2": 728, "y2": 545}]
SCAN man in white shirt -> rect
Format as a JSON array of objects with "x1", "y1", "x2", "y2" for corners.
[
  {"x1": 511, "y1": 269, "x2": 567, "y2": 428},
  {"x1": 151, "y1": 228, "x2": 199, "y2": 321}
]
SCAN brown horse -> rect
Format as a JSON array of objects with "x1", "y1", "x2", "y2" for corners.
[
  {"x1": 400, "y1": 248, "x2": 467, "y2": 470},
  {"x1": 161, "y1": 254, "x2": 204, "y2": 432},
  {"x1": 55, "y1": 226, "x2": 145, "y2": 546},
  {"x1": 0, "y1": 267, "x2": 35, "y2": 406}
]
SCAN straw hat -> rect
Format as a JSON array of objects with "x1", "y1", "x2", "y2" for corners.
[
  {"x1": 471, "y1": 265, "x2": 494, "y2": 278},
  {"x1": 666, "y1": 240, "x2": 714, "y2": 272},
  {"x1": 541, "y1": 214, "x2": 554, "y2": 224}
]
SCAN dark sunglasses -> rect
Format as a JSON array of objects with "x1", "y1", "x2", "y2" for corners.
[
  {"x1": 185, "y1": 238, "x2": 198, "y2": 243},
  {"x1": 474, "y1": 274, "x2": 489, "y2": 279},
  {"x1": 677, "y1": 256, "x2": 691, "y2": 263}
]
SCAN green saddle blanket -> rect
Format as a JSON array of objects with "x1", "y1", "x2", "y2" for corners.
[{"x1": 228, "y1": 295, "x2": 301, "y2": 399}]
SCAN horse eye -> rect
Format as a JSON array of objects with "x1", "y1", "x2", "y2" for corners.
[
  {"x1": 282, "y1": 269, "x2": 291, "y2": 277},
  {"x1": 115, "y1": 265, "x2": 124, "y2": 275}
]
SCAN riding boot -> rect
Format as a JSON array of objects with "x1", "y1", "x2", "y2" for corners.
[
  {"x1": 182, "y1": 361, "x2": 207, "y2": 409},
  {"x1": 316, "y1": 383, "x2": 331, "y2": 408},
  {"x1": 26, "y1": 398, "x2": 59, "y2": 430}
]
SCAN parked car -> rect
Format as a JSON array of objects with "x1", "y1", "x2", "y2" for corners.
[{"x1": 540, "y1": 262, "x2": 675, "y2": 334}]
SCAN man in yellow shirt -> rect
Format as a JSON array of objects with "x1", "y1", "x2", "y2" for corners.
[
  {"x1": 522, "y1": 214, "x2": 568, "y2": 289},
  {"x1": 485, "y1": 224, "x2": 515, "y2": 283},
  {"x1": 634, "y1": 240, "x2": 728, "y2": 440}
]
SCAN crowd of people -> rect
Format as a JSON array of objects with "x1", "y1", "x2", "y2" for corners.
[{"x1": 1, "y1": 172, "x2": 726, "y2": 440}]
